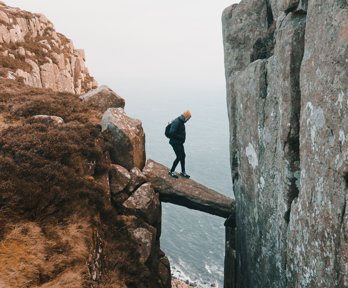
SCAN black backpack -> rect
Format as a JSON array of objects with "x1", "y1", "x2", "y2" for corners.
[{"x1": 165, "y1": 122, "x2": 172, "y2": 138}]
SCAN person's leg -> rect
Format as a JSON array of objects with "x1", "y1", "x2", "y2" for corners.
[
  {"x1": 171, "y1": 157, "x2": 180, "y2": 172},
  {"x1": 178, "y1": 145, "x2": 190, "y2": 178},
  {"x1": 179, "y1": 145, "x2": 186, "y2": 173},
  {"x1": 170, "y1": 143, "x2": 181, "y2": 172}
]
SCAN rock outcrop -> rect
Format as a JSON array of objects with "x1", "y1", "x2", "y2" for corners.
[
  {"x1": 102, "y1": 107, "x2": 146, "y2": 170},
  {"x1": 143, "y1": 160, "x2": 235, "y2": 218},
  {"x1": 223, "y1": 1, "x2": 347, "y2": 287},
  {"x1": 80, "y1": 85, "x2": 125, "y2": 112},
  {"x1": 123, "y1": 183, "x2": 161, "y2": 226},
  {"x1": 0, "y1": 2, "x2": 97, "y2": 94}
]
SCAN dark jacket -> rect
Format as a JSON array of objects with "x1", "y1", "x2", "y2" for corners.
[{"x1": 169, "y1": 115, "x2": 186, "y2": 145}]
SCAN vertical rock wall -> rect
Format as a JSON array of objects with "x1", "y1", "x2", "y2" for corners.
[
  {"x1": 0, "y1": 2, "x2": 97, "y2": 94},
  {"x1": 223, "y1": 0, "x2": 347, "y2": 287}
]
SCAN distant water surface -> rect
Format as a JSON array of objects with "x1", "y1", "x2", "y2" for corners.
[{"x1": 125, "y1": 90, "x2": 233, "y2": 288}]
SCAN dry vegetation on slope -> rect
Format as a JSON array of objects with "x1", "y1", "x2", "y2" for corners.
[{"x1": 0, "y1": 79, "x2": 161, "y2": 288}]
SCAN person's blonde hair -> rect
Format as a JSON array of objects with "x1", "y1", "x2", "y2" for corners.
[{"x1": 182, "y1": 110, "x2": 191, "y2": 120}]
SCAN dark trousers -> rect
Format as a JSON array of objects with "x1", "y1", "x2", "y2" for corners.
[{"x1": 170, "y1": 142, "x2": 186, "y2": 173}]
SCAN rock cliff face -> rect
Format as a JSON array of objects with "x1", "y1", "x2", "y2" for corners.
[
  {"x1": 0, "y1": 1, "x2": 97, "y2": 94},
  {"x1": 223, "y1": 0, "x2": 347, "y2": 287}
]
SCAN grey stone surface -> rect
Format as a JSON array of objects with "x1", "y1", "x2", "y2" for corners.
[
  {"x1": 287, "y1": 1, "x2": 348, "y2": 287},
  {"x1": 143, "y1": 160, "x2": 235, "y2": 218},
  {"x1": 79, "y1": 85, "x2": 125, "y2": 112},
  {"x1": 222, "y1": 0, "x2": 269, "y2": 79},
  {"x1": 127, "y1": 167, "x2": 147, "y2": 193},
  {"x1": 101, "y1": 108, "x2": 146, "y2": 170},
  {"x1": 123, "y1": 183, "x2": 161, "y2": 226},
  {"x1": 279, "y1": 0, "x2": 300, "y2": 12},
  {"x1": 128, "y1": 227, "x2": 155, "y2": 264},
  {"x1": 222, "y1": 0, "x2": 347, "y2": 287}
]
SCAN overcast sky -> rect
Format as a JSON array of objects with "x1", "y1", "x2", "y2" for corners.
[{"x1": 5, "y1": 0, "x2": 239, "y2": 108}]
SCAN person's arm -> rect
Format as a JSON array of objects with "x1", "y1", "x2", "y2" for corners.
[{"x1": 169, "y1": 119, "x2": 178, "y2": 138}]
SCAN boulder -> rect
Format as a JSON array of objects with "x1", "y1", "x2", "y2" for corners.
[
  {"x1": 109, "y1": 164, "x2": 131, "y2": 204},
  {"x1": 80, "y1": 85, "x2": 125, "y2": 112},
  {"x1": 101, "y1": 108, "x2": 146, "y2": 170},
  {"x1": 143, "y1": 160, "x2": 235, "y2": 218},
  {"x1": 17, "y1": 47, "x2": 25, "y2": 56},
  {"x1": 123, "y1": 183, "x2": 160, "y2": 226},
  {"x1": 33, "y1": 115, "x2": 64, "y2": 124},
  {"x1": 128, "y1": 227, "x2": 155, "y2": 264},
  {"x1": 126, "y1": 167, "x2": 147, "y2": 193}
]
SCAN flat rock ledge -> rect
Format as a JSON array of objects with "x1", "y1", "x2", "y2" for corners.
[{"x1": 143, "y1": 160, "x2": 235, "y2": 219}]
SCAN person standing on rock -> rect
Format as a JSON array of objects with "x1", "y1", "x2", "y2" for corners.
[{"x1": 168, "y1": 110, "x2": 191, "y2": 179}]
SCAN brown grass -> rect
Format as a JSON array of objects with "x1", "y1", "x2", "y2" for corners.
[
  {"x1": 0, "y1": 54, "x2": 32, "y2": 73},
  {"x1": 0, "y1": 221, "x2": 91, "y2": 288},
  {"x1": 0, "y1": 79, "x2": 162, "y2": 288}
]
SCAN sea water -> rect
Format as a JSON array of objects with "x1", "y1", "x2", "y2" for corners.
[{"x1": 125, "y1": 89, "x2": 233, "y2": 288}]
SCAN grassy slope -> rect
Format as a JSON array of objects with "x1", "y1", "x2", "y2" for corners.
[{"x1": 0, "y1": 79, "x2": 157, "y2": 288}]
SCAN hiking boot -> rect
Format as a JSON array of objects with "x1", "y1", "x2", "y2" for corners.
[
  {"x1": 180, "y1": 172, "x2": 190, "y2": 178},
  {"x1": 168, "y1": 171, "x2": 178, "y2": 178}
]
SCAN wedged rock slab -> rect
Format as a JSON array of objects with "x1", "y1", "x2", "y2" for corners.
[
  {"x1": 80, "y1": 85, "x2": 125, "y2": 112},
  {"x1": 101, "y1": 108, "x2": 146, "y2": 170},
  {"x1": 143, "y1": 160, "x2": 235, "y2": 219}
]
